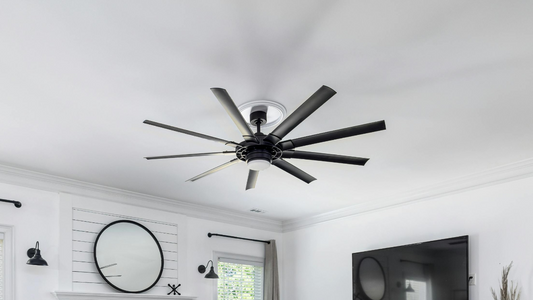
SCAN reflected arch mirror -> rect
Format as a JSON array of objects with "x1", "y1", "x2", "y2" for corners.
[
  {"x1": 357, "y1": 257, "x2": 386, "y2": 300},
  {"x1": 94, "y1": 220, "x2": 164, "y2": 293}
]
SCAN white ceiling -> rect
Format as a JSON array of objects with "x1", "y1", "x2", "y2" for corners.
[{"x1": 1, "y1": 1, "x2": 532, "y2": 222}]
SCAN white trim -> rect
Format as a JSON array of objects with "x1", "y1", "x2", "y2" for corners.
[
  {"x1": 52, "y1": 291, "x2": 196, "y2": 300},
  {"x1": 0, "y1": 164, "x2": 282, "y2": 232},
  {"x1": 0, "y1": 225, "x2": 14, "y2": 300},
  {"x1": 1, "y1": 157, "x2": 533, "y2": 233},
  {"x1": 58, "y1": 196, "x2": 73, "y2": 291},
  {"x1": 214, "y1": 251, "x2": 265, "y2": 266},
  {"x1": 283, "y1": 157, "x2": 533, "y2": 231}
]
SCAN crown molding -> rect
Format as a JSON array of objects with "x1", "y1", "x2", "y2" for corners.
[
  {"x1": 2, "y1": 158, "x2": 533, "y2": 234},
  {"x1": 282, "y1": 158, "x2": 533, "y2": 232},
  {"x1": 0, "y1": 164, "x2": 282, "y2": 232}
]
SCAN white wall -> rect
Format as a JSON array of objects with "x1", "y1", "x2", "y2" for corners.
[
  {"x1": 282, "y1": 176, "x2": 533, "y2": 300},
  {"x1": 0, "y1": 182, "x2": 60, "y2": 300},
  {"x1": 3, "y1": 173, "x2": 531, "y2": 300},
  {"x1": 0, "y1": 181, "x2": 282, "y2": 300}
]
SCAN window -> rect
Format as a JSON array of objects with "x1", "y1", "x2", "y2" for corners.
[{"x1": 216, "y1": 253, "x2": 264, "y2": 300}]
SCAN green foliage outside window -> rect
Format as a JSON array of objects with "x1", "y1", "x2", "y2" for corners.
[{"x1": 218, "y1": 261, "x2": 263, "y2": 300}]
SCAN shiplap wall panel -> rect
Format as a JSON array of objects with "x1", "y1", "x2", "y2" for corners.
[
  {"x1": 72, "y1": 252, "x2": 94, "y2": 263},
  {"x1": 71, "y1": 208, "x2": 179, "y2": 295},
  {"x1": 73, "y1": 261, "x2": 97, "y2": 273}
]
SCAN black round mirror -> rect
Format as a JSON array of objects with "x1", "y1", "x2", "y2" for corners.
[
  {"x1": 357, "y1": 257, "x2": 386, "y2": 300},
  {"x1": 94, "y1": 220, "x2": 164, "y2": 293}
]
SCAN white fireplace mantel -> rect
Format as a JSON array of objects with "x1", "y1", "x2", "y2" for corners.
[{"x1": 53, "y1": 291, "x2": 197, "y2": 300}]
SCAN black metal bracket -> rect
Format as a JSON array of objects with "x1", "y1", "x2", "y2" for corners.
[
  {"x1": 0, "y1": 198, "x2": 22, "y2": 208},
  {"x1": 198, "y1": 260, "x2": 213, "y2": 274},
  {"x1": 198, "y1": 265, "x2": 207, "y2": 274},
  {"x1": 27, "y1": 248, "x2": 36, "y2": 258}
]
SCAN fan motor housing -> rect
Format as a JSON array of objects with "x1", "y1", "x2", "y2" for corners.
[
  {"x1": 235, "y1": 132, "x2": 283, "y2": 163},
  {"x1": 246, "y1": 149, "x2": 272, "y2": 163}
]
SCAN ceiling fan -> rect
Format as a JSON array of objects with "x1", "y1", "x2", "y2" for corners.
[{"x1": 144, "y1": 85, "x2": 386, "y2": 190}]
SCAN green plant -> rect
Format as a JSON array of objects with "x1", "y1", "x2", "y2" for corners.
[{"x1": 491, "y1": 262, "x2": 521, "y2": 300}]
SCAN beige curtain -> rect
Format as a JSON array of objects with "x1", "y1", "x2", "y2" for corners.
[{"x1": 264, "y1": 240, "x2": 279, "y2": 300}]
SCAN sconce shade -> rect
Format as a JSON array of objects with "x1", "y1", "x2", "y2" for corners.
[
  {"x1": 27, "y1": 241, "x2": 48, "y2": 266},
  {"x1": 198, "y1": 260, "x2": 219, "y2": 279},
  {"x1": 205, "y1": 266, "x2": 219, "y2": 279}
]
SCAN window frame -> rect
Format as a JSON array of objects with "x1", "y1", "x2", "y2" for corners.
[
  {"x1": 0, "y1": 225, "x2": 14, "y2": 300},
  {"x1": 213, "y1": 251, "x2": 265, "y2": 300}
]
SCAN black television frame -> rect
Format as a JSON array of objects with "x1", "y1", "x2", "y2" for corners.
[{"x1": 352, "y1": 235, "x2": 469, "y2": 300}]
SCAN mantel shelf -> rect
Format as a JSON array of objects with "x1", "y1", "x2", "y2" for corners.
[{"x1": 53, "y1": 291, "x2": 197, "y2": 300}]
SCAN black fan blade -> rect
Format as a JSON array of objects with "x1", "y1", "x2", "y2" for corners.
[
  {"x1": 144, "y1": 120, "x2": 239, "y2": 147},
  {"x1": 211, "y1": 88, "x2": 258, "y2": 143},
  {"x1": 186, "y1": 158, "x2": 241, "y2": 182},
  {"x1": 282, "y1": 150, "x2": 369, "y2": 166},
  {"x1": 271, "y1": 159, "x2": 316, "y2": 184},
  {"x1": 145, "y1": 151, "x2": 236, "y2": 160},
  {"x1": 264, "y1": 85, "x2": 336, "y2": 145},
  {"x1": 277, "y1": 120, "x2": 386, "y2": 150},
  {"x1": 246, "y1": 170, "x2": 259, "y2": 190}
]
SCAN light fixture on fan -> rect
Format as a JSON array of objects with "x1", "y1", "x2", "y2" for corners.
[{"x1": 247, "y1": 157, "x2": 271, "y2": 171}]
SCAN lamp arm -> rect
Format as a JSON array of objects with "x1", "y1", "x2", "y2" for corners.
[
  {"x1": 206, "y1": 260, "x2": 214, "y2": 268},
  {"x1": 198, "y1": 260, "x2": 216, "y2": 274}
]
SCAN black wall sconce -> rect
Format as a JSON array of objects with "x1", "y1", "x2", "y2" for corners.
[
  {"x1": 27, "y1": 241, "x2": 48, "y2": 266},
  {"x1": 198, "y1": 260, "x2": 218, "y2": 279}
]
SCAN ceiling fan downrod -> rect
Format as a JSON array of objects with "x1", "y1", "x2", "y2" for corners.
[{"x1": 246, "y1": 106, "x2": 272, "y2": 171}]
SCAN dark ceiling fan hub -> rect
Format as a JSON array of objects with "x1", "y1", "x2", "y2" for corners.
[
  {"x1": 246, "y1": 149, "x2": 272, "y2": 164},
  {"x1": 235, "y1": 124, "x2": 282, "y2": 163},
  {"x1": 235, "y1": 144, "x2": 282, "y2": 162}
]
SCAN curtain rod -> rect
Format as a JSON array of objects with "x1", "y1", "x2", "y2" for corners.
[
  {"x1": 208, "y1": 232, "x2": 271, "y2": 244},
  {"x1": 0, "y1": 198, "x2": 22, "y2": 208}
]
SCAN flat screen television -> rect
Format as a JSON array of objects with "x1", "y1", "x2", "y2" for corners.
[{"x1": 352, "y1": 236, "x2": 468, "y2": 300}]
